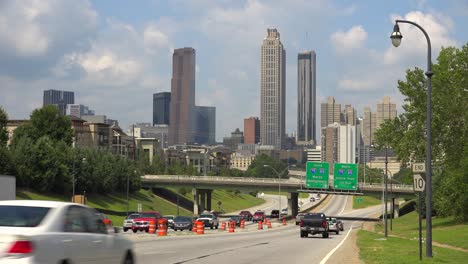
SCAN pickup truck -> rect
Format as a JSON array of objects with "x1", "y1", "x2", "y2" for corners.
[
  {"x1": 299, "y1": 213, "x2": 329, "y2": 238},
  {"x1": 197, "y1": 213, "x2": 219, "y2": 229}
]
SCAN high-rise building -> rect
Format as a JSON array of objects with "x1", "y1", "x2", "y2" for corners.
[
  {"x1": 168, "y1": 48, "x2": 196, "y2": 145},
  {"x1": 244, "y1": 117, "x2": 260, "y2": 144},
  {"x1": 260, "y1": 28, "x2": 286, "y2": 149},
  {"x1": 320, "y1": 96, "x2": 341, "y2": 128},
  {"x1": 321, "y1": 123, "x2": 339, "y2": 169},
  {"x1": 153, "y1": 92, "x2": 171, "y2": 126},
  {"x1": 43, "y1": 89, "x2": 74, "y2": 115},
  {"x1": 362, "y1": 107, "x2": 377, "y2": 146},
  {"x1": 297, "y1": 51, "x2": 316, "y2": 144},
  {"x1": 223, "y1": 128, "x2": 244, "y2": 151},
  {"x1": 342, "y1": 104, "x2": 357, "y2": 125},
  {"x1": 194, "y1": 106, "x2": 216, "y2": 145},
  {"x1": 376, "y1": 96, "x2": 397, "y2": 128},
  {"x1": 321, "y1": 123, "x2": 357, "y2": 168},
  {"x1": 67, "y1": 104, "x2": 94, "y2": 118}
]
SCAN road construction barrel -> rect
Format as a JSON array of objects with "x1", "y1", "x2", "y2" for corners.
[
  {"x1": 229, "y1": 221, "x2": 235, "y2": 233},
  {"x1": 157, "y1": 218, "x2": 167, "y2": 236},
  {"x1": 282, "y1": 218, "x2": 287, "y2": 226},
  {"x1": 192, "y1": 220, "x2": 197, "y2": 232},
  {"x1": 221, "y1": 222, "x2": 226, "y2": 231},
  {"x1": 196, "y1": 221, "x2": 204, "y2": 235},
  {"x1": 148, "y1": 220, "x2": 156, "y2": 234},
  {"x1": 258, "y1": 221, "x2": 263, "y2": 230},
  {"x1": 267, "y1": 220, "x2": 272, "y2": 229},
  {"x1": 240, "y1": 219, "x2": 245, "y2": 229}
]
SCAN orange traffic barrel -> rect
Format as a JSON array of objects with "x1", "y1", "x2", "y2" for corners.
[
  {"x1": 282, "y1": 218, "x2": 287, "y2": 226},
  {"x1": 220, "y1": 221, "x2": 226, "y2": 231},
  {"x1": 148, "y1": 220, "x2": 156, "y2": 234},
  {"x1": 157, "y1": 218, "x2": 167, "y2": 236},
  {"x1": 192, "y1": 220, "x2": 197, "y2": 232},
  {"x1": 240, "y1": 219, "x2": 245, "y2": 229},
  {"x1": 267, "y1": 220, "x2": 272, "y2": 229},
  {"x1": 229, "y1": 221, "x2": 235, "y2": 233},
  {"x1": 258, "y1": 221, "x2": 263, "y2": 230},
  {"x1": 196, "y1": 221, "x2": 204, "y2": 235}
]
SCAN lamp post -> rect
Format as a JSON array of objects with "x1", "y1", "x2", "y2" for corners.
[
  {"x1": 126, "y1": 170, "x2": 134, "y2": 217},
  {"x1": 391, "y1": 19, "x2": 433, "y2": 257},
  {"x1": 72, "y1": 157, "x2": 86, "y2": 203},
  {"x1": 264, "y1": 165, "x2": 289, "y2": 217},
  {"x1": 384, "y1": 146, "x2": 388, "y2": 238}
]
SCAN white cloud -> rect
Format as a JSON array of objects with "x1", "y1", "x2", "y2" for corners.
[
  {"x1": 143, "y1": 23, "x2": 171, "y2": 55},
  {"x1": 384, "y1": 11, "x2": 457, "y2": 65},
  {"x1": 330, "y1": 25, "x2": 368, "y2": 54},
  {"x1": 338, "y1": 78, "x2": 378, "y2": 91}
]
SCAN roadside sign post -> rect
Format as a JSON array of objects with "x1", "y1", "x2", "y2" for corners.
[
  {"x1": 413, "y1": 173, "x2": 426, "y2": 261},
  {"x1": 333, "y1": 163, "x2": 359, "y2": 191},
  {"x1": 305, "y1": 162, "x2": 329, "y2": 189}
]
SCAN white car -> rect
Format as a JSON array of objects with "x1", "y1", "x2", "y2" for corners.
[
  {"x1": 0, "y1": 200, "x2": 135, "y2": 264},
  {"x1": 122, "y1": 213, "x2": 140, "y2": 232}
]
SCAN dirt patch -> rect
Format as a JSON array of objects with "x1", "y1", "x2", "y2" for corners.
[{"x1": 326, "y1": 228, "x2": 363, "y2": 264}]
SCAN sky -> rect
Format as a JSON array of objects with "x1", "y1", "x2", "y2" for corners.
[{"x1": 0, "y1": 0, "x2": 467, "y2": 141}]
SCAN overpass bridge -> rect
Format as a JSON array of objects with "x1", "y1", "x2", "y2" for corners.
[{"x1": 141, "y1": 175, "x2": 414, "y2": 216}]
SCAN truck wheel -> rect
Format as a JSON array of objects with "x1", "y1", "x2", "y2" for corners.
[
  {"x1": 300, "y1": 231, "x2": 307, "y2": 238},
  {"x1": 132, "y1": 229, "x2": 137, "y2": 233},
  {"x1": 322, "y1": 232, "x2": 329, "y2": 238},
  {"x1": 336, "y1": 230, "x2": 339, "y2": 235},
  {"x1": 215, "y1": 224, "x2": 219, "y2": 229},
  {"x1": 123, "y1": 228, "x2": 128, "y2": 232}
]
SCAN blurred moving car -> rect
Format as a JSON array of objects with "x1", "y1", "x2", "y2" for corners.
[
  {"x1": 295, "y1": 213, "x2": 305, "y2": 225},
  {"x1": 96, "y1": 212, "x2": 112, "y2": 226},
  {"x1": 122, "y1": 213, "x2": 140, "y2": 232},
  {"x1": 239, "y1": 210, "x2": 253, "y2": 221},
  {"x1": 336, "y1": 219, "x2": 344, "y2": 231},
  {"x1": 252, "y1": 211, "x2": 266, "y2": 222},
  {"x1": 281, "y1": 208, "x2": 288, "y2": 216},
  {"x1": 163, "y1": 215, "x2": 175, "y2": 229},
  {"x1": 132, "y1": 211, "x2": 162, "y2": 233},
  {"x1": 172, "y1": 216, "x2": 193, "y2": 231},
  {"x1": 229, "y1": 215, "x2": 242, "y2": 227},
  {"x1": 327, "y1": 217, "x2": 339, "y2": 234},
  {"x1": 309, "y1": 197, "x2": 316, "y2": 202},
  {"x1": 270, "y1": 209, "x2": 280, "y2": 218},
  {"x1": 0, "y1": 200, "x2": 135, "y2": 264}
]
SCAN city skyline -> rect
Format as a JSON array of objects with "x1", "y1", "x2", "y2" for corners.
[{"x1": 0, "y1": 1, "x2": 466, "y2": 142}]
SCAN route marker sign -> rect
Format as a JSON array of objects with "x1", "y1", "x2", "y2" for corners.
[
  {"x1": 333, "y1": 163, "x2": 358, "y2": 190},
  {"x1": 305, "y1": 162, "x2": 329, "y2": 189},
  {"x1": 357, "y1": 197, "x2": 363, "y2": 203},
  {"x1": 413, "y1": 174, "x2": 426, "y2": 192},
  {"x1": 412, "y1": 163, "x2": 425, "y2": 173}
]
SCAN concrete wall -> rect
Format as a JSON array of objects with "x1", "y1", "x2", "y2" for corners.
[{"x1": 0, "y1": 176, "x2": 16, "y2": 200}]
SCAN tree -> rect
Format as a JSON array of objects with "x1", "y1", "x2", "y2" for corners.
[
  {"x1": 0, "y1": 106, "x2": 8, "y2": 146},
  {"x1": 246, "y1": 154, "x2": 289, "y2": 179},
  {"x1": 11, "y1": 105, "x2": 73, "y2": 146},
  {"x1": 374, "y1": 44, "x2": 468, "y2": 220}
]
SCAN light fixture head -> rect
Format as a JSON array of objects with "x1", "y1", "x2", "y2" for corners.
[{"x1": 390, "y1": 23, "x2": 403, "y2": 47}]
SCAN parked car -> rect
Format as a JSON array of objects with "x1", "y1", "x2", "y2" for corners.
[
  {"x1": 132, "y1": 211, "x2": 162, "y2": 233},
  {"x1": 0, "y1": 200, "x2": 135, "y2": 264},
  {"x1": 239, "y1": 210, "x2": 253, "y2": 221},
  {"x1": 336, "y1": 219, "x2": 344, "y2": 231},
  {"x1": 327, "y1": 217, "x2": 339, "y2": 234},
  {"x1": 252, "y1": 211, "x2": 266, "y2": 222},
  {"x1": 163, "y1": 215, "x2": 176, "y2": 229},
  {"x1": 122, "y1": 213, "x2": 140, "y2": 232},
  {"x1": 281, "y1": 208, "x2": 288, "y2": 216},
  {"x1": 96, "y1": 212, "x2": 112, "y2": 226},
  {"x1": 270, "y1": 209, "x2": 280, "y2": 218},
  {"x1": 309, "y1": 197, "x2": 316, "y2": 202},
  {"x1": 172, "y1": 216, "x2": 193, "y2": 231},
  {"x1": 229, "y1": 215, "x2": 242, "y2": 227},
  {"x1": 295, "y1": 213, "x2": 306, "y2": 225},
  {"x1": 196, "y1": 213, "x2": 219, "y2": 229}
]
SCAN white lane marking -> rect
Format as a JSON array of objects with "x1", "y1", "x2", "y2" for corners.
[
  {"x1": 141, "y1": 251, "x2": 177, "y2": 255},
  {"x1": 338, "y1": 196, "x2": 348, "y2": 216},
  {"x1": 320, "y1": 223, "x2": 354, "y2": 264}
]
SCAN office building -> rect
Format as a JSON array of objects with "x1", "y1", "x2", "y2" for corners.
[
  {"x1": 67, "y1": 104, "x2": 94, "y2": 118},
  {"x1": 297, "y1": 51, "x2": 317, "y2": 144},
  {"x1": 342, "y1": 104, "x2": 357, "y2": 125},
  {"x1": 307, "y1": 146, "x2": 322, "y2": 162},
  {"x1": 362, "y1": 107, "x2": 376, "y2": 146},
  {"x1": 169, "y1": 47, "x2": 196, "y2": 145},
  {"x1": 376, "y1": 96, "x2": 397, "y2": 128},
  {"x1": 153, "y1": 92, "x2": 171, "y2": 126},
  {"x1": 320, "y1": 96, "x2": 341, "y2": 128},
  {"x1": 260, "y1": 28, "x2": 286, "y2": 149},
  {"x1": 321, "y1": 123, "x2": 357, "y2": 167},
  {"x1": 195, "y1": 106, "x2": 216, "y2": 145},
  {"x1": 244, "y1": 117, "x2": 260, "y2": 144},
  {"x1": 223, "y1": 128, "x2": 244, "y2": 151},
  {"x1": 43, "y1": 89, "x2": 74, "y2": 115}
]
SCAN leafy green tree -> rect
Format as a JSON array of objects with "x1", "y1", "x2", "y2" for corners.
[
  {"x1": 246, "y1": 154, "x2": 288, "y2": 179},
  {"x1": 0, "y1": 106, "x2": 8, "y2": 146}
]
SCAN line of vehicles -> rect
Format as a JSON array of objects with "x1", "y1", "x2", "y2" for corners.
[{"x1": 298, "y1": 213, "x2": 344, "y2": 238}]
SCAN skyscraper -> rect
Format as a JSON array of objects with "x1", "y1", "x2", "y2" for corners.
[
  {"x1": 168, "y1": 48, "x2": 196, "y2": 145},
  {"x1": 320, "y1": 96, "x2": 341, "y2": 128},
  {"x1": 362, "y1": 106, "x2": 377, "y2": 146},
  {"x1": 244, "y1": 117, "x2": 260, "y2": 144},
  {"x1": 342, "y1": 104, "x2": 357, "y2": 125},
  {"x1": 194, "y1": 106, "x2": 216, "y2": 145},
  {"x1": 376, "y1": 96, "x2": 397, "y2": 128},
  {"x1": 260, "y1": 28, "x2": 286, "y2": 149},
  {"x1": 153, "y1": 92, "x2": 171, "y2": 126},
  {"x1": 43, "y1": 89, "x2": 74, "y2": 115},
  {"x1": 297, "y1": 51, "x2": 316, "y2": 144}
]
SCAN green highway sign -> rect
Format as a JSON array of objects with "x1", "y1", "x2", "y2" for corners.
[
  {"x1": 305, "y1": 162, "x2": 329, "y2": 189},
  {"x1": 333, "y1": 163, "x2": 358, "y2": 190}
]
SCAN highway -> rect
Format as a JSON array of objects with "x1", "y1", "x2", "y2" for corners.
[{"x1": 126, "y1": 195, "x2": 383, "y2": 264}]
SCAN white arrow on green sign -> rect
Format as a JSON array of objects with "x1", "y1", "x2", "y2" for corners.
[{"x1": 305, "y1": 162, "x2": 329, "y2": 189}]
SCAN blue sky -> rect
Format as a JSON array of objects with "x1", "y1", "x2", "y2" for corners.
[{"x1": 0, "y1": 0, "x2": 467, "y2": 141}]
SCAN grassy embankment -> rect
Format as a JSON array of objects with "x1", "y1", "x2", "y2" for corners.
[
  {"x1": 263, "y1": 191, "x2": 309, "y2": 199},
  {"x1": 357, "y1": 211, "x2": 468, "y2": 263},
  {"x1": 352, "y1": 195, "x2": 382, "y2": 209},
  {"x1": 17, "y1": 188, "x2": 265, "y2": 225}
]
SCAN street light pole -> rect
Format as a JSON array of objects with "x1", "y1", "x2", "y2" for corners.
[
  {"x1": 391, "y1": 20, "x2": 433, "y2": 257},
  {"x1": 384, "y1": 146, "x2": 388, "y2": 237},
  {"x1": 264, "y1": 165, "x2": 289, "y2": 217}
]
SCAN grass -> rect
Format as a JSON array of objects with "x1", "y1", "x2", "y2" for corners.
[
  {"x1": 263, "y1": 191, "x2": 309, "y2": 198},
  {"x1": 353, "y1": 195, "x2": 382, "y2": 209},
  {"x1": 357, "y1": 230, "x2": 468, "y2": 264},
  {"x1": 374, "y1": 212, "x2": 468, "y2": 249}
]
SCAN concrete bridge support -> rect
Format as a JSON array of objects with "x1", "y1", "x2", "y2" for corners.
[
  {"x1": 192, "y1": 188, "x2": 213, "y2": 215},
  {"x1": 287, "y1": 192, "x2": 299, "y2": 217},
  {"x1": 392, "y1": 198, "x2": 400, "y2": 218}
]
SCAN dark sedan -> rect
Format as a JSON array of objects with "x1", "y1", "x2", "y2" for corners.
[
  {"x1": 172, "y1": 216, "x2": 193, "y2": 231},
  {"x1": 230, "y1": 215, "x2": 242, "y2": 227},
  {"x1": 270, "y1": 209, "x2": 280, "y2": 218},
  {"x1": 239, "y1": 210, "x2": 253, "y2": 221}
]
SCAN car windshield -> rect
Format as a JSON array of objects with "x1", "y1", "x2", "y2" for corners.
[
  {"x1": 199, "y1": 214, "x2": 213, "y2": 218},
  {"x1": 140, "y1": 213, "x2": 157, "y2": 218},
  {"x1": 128, "y1": 214, "x2": 140, "y2": 219},
  {"x1": 164, "y1": 216, "x2": 174, "y2": 220},
  {"x1": 0, "y1": 206, "x2": 50, "y2": 227},
  {"x1": 175, "y1": 216, "x2": 191, "y2": 222}
]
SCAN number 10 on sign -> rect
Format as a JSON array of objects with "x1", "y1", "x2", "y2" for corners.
[{"x1": 413, "y1": 174, "x2": 425, "y2": 192}]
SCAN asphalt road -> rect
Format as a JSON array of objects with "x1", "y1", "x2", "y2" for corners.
[{"x1": 127, "y1": 195, "x2": 382, "y2": 264}]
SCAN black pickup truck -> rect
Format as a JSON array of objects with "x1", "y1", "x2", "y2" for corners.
[{"x1": 299, "y1": 213, "x2": 329, "y2": 238}]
